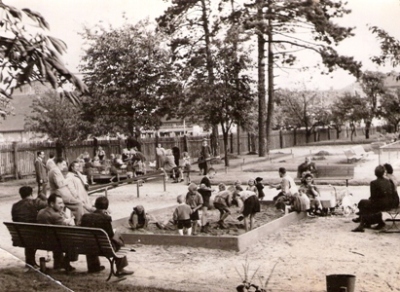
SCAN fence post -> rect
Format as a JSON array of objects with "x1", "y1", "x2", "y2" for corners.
[
  {"x1": 12, "y1": 141, "x2": 19, "y2": 179},
  {"x1": 293, "y1": 128, "x2": 297, "y2": 146},
  {"x1": 279, "y1": 130, "x2": 283, "y2": 149}
]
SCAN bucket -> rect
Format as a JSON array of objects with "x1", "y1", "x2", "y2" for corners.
[{"x1": 326, "y1": 274, "x2": 356, "y2": 292}]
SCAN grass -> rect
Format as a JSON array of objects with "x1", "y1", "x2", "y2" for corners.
[{"x1": 0, "y1": 267, "x2": 186, "y2": 292}]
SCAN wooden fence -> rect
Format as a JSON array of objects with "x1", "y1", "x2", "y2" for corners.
[{"x1": 0, "y1": 126, "x2": 377, "y2": 179}]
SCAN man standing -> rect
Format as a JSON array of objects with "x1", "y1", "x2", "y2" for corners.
[
  {"x1": 37, "y1": 193, "x2": 76, "y2": 271},
  {"x1": 34, "y1": 151, "x2": 48, "y2": 197},
  {"x1": 48, "y1": 157, "x2": 84, "y2": 225},
  {"x1": 81, "y1": 196, "x2": 134, "y2": 276},
  {"x1": 11, "y1": 186, "x2": 47, "y2": 269},
  {"x1": 46, "y1": 152, "x2": 56, "y2": 171}
]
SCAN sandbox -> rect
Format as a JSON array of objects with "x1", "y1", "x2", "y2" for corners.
[{"x1": 113, "y1": 201, "x2": 307, "y2": 251}]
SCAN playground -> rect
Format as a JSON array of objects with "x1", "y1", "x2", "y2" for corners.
[{"x1": 0, "y1": 142, "x2": 399, "y2": 291}]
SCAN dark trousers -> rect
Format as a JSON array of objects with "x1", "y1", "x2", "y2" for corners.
[
  {"x1": 38, "y1": 182, "x2": 47, "y2": 197},
  {"x1": 86, "y1": 255, "x2": 128, "y2": 272},
  {"x1": 53, "y1": 251, "x2": 78, "y2": 269},
  {"x1": 25, "y1": 248, "x2": 37, "y2": 266}
]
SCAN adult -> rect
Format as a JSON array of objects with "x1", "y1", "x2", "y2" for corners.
[
  {"x1": 298, "y1": 173, "x2": 323, "y2": 215},
  {"x1": 65, "y1": 161, "x2": 95, "y2": 213},
  {"x1": 297, "y1": 157, "x2": 317, "y2": 179},
  {"x1": 352, "y1": 165, "x2": 398, "y2": 232},
  {"x1": 48, "y1": 157, "x2": 85, "y2": 225},
  {"x1": 271, "y1": 167, "x2": 299, "y2": 212},
  {"x1": 172, "y1": 146, "x2": 180, "y2": 167},
  {"x1": 37, "y1": 194, "x2": 76, "y2": 271},
  {"x1": 161, "y1": 149, "x2": 182, "y2": 182},
  {"x1": 384, "y1": 163, "x2": 399, "y2": 208},
  {"x1": 11, "y1": 186, "x2": 47, "y2": 268},
  {"x1": 46, "y1": 152, "x2": 56, "y2": 171},
  {"x1": 199, "y1": 139, "x2": 212, "y2": 175},
  {"x1": 34, "y1": 151, "x2": 48, "y2": 197},
  {"x1": 198, "y1": 168, "x2": 216, "y2": 232},
  {"x1": 81, "y1": 196, "x2": 134, "y2": 276},
  {"x1": 155, "y1": 143, "x2": 166, "y2": 170}
]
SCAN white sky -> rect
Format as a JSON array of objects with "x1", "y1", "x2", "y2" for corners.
[{"x1": 10, "y1": 0, "x2": 400, "y2": 91}]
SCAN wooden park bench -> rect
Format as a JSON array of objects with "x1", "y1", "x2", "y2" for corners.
[
  {"x1": 344, "y1": 145, "x2": 374, "y2": 163},
  {"x1": 296, "y1": 164, "x2": 354, "y2": 187},
  {"x1": 383, "y1": 206, "x2": 400, "y2": 233},
  {"x1": 3, "y1": 222, "x2": 130, "y2": 281}
]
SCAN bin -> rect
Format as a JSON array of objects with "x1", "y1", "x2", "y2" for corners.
[{"x1": 326, "y1": 274, "x2": 355, "y2": 292}]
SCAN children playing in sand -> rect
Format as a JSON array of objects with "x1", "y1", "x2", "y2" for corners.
[
  {"x1": 213, "y1": 183, "x2": 233, "y2": 229},
  {"x1": 246, "y1": 179, "x2": 259, "y2": 198},
  {"x1": 238, "y1": 190, "x2": 260, "y2": 232},
  {"x1": 173, "y1": 195, "x2": 192, "y2": 236},
  {"x1": 186, "y1": 183, "x2": 204, "y2": 235}
]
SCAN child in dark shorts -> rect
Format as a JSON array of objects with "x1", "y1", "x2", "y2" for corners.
[
  {"x1": 173, "y1": 195, "x2": 192, "y2": 236},
  {"x1": 186, "y1": 183, "x2": 204, "y2": 235},
  {"x1": 239, "y1": 190, "x2": 260, "y2": 232},
  {"x1": 213, "y1": 183, "x2": 232, "y2": 228},
  {"x1": 255, "y1": 177, "x2": 265, "y2": 201}
]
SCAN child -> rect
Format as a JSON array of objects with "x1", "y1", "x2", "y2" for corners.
[
  {"x1": 238, "y1": 190, "x2": 260, "y2": 232},
  {"x1": 213, "y1": 183, "x2": 232, "y2": 229},
  {"x1": 246, "y1": 179, "x2": 259, "y2": 198},
  {"x1": 129, "y1": 205, "x2": 149, "y2": 230},
  {"x1": 186, "y1": 183, "x2": 204, "y2": 235},
  {"x1": 255, "y1": 177, "x2": 265, "y2": 201},
  {"x1": 182, "y1": 152, "x2": 191, "y2": 185},
  {"x1": 173, "y1": 195, "x2": 192, "y2": 236}
]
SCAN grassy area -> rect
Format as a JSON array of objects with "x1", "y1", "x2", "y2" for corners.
[{"x1": 0, "y1": 267, "x2": 186, "y2": 292}]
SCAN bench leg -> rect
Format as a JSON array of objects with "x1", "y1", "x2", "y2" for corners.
[
  {"x1": 106, "y1": 257, "x2": 117, "y2": 281},
  {"x1": 384, "y1": 211, "x2": 400, "y2": 233}
]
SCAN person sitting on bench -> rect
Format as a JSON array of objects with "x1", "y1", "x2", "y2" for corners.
[
  {"x1": 352, "y1": 165, "x2": 398, "y2": 232},
  {"x1": 297, "y1": 157, "x2": 317, "y2": 179}
]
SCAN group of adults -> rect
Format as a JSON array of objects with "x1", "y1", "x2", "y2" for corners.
[{"x1": 11, "y1": 151, "x2": 133, "y2": 275}]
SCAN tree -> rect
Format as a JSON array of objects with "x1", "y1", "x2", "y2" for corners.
[
  {"x1": 276, "y1": 89, "x2": 330, "y2": 143},
  {"x1": 0, "y1": 1, "x2": 87, "y2": 118},
  {"x1": 24, "y1": 90, "x2": 91, "y2": 151},
  {"x1": 157, "y1": 0, "x2": 222, "y2": 155},
  {"x1": 333, "y1": 93, "x2": 370, "y2": 141},
  {"x1": 358, "y1": 71, "x2": 388, "y2": 139},
  {"x1": 378, "y1": 89, "x2": 400, "y2": 132},
  {"x1": 79, "y1": 19, "x2": 172, "y2": 136},
  {"x1": 243, "y1": 0, "x2": 362, "y2": 154}
]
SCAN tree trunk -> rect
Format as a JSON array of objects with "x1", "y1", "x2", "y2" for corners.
[
  {"x1": 265, "y1": 0, "x2": 274, "y2": 155},
  {"x1": 257, "y1": 0, "x2": 266, "y2": 157},
  {"x1": 365, "y1": 121, "x2": 371, "y2": 139},
  {"x1": 223, "y1": 130, "x2": 229, "y2": 167}
]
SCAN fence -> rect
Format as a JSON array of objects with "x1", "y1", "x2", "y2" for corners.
[{"x1": 0, "y1": 126, "x2": 378, "y2": 179}]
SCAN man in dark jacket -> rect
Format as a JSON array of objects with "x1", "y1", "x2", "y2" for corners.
[
  {"x1": 352, "y1": 165, "x2": 397, "y2": 232},
  {"x1": 80, "y1": 196, "x2": 133, "y2": 276},
  {"x1": 11, "y1": 186, "x2": 47, "y2": 268},
  {"x1": 34, "y1": 151, "x2": 48, "y2": 197}
]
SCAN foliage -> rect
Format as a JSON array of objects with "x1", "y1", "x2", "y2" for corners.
[
  {"x1": 378, "y1": 89, "x2": 400, "y2": 132},
  {"x1": 241, "y1": 0, "x2": 362, "y2": 153},
  {"x1": 275, "y1": 89, "x2": 331, "y2": 141},
  {"x1": 79, "y1": 18, "x2": 173, "y2": 136},
  {"x1": 24, "y1": 90, "x2": 90, "y2": 146},
  {"x1": 0, "y1": 2, "x2": 87, "y2": 118},
  {"x1": 369, "y1": 26, "x2": 400, "y2": 71}
]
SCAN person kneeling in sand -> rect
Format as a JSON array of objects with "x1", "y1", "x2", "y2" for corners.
[
  {"x1": 129, "y1": 205, "x2": 149, "y2": 230},
  {"x1": 173, "y1": 195, "x2": 192, "y2": 236},
  {"x1": 213, "y1": 183, "x2": 233, "y2": 229},
  {"x1": 238, "y1": 190, "x2": 260, "y2": 232}
]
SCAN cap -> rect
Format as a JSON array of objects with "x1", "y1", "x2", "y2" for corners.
[{"x1": 255, "y1": 177, "x2": 263, "y2": 182}]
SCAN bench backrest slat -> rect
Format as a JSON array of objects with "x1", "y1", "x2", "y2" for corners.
[
  {"x1": 316, "y1": 165, "x2": 354, "y2": 178},
  {"x1": 3, "y1": 222, "x2": 117, "y2": 258}
]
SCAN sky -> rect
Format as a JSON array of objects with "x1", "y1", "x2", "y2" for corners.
[{"x1": 11, "y1": 0, "x2": 400, "y2": 91}]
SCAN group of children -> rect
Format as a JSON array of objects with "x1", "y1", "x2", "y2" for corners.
[{"x1": 128, "y1": 172, "x2": 269, "y2": 236}]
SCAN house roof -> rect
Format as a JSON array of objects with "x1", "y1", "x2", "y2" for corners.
[{"x1": 0, "y1": 83, "x2": 48, "y2": 132}]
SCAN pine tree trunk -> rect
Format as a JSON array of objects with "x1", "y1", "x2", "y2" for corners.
[
  {"x1": 257, "y1": 0, "x2": 266, "y2": 157},
  {"x1": 266, "y1": 0, "x2": 274, "y2": 154}
]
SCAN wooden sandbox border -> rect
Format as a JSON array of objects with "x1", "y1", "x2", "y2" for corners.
[{"x1": 113, "y1": 202, "x2": 307, "y2": 251}]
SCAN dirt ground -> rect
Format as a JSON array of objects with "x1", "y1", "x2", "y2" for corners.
[{"x1": 1, "y1": 144, "x2": 400, "y2": 291}]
